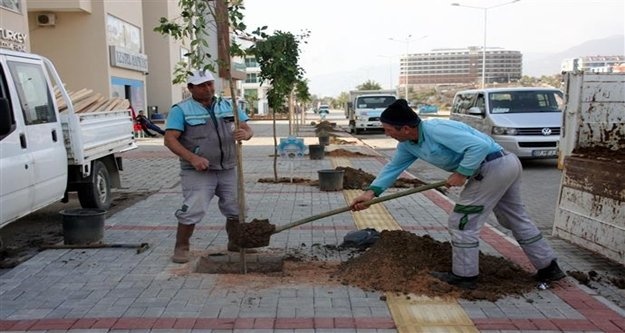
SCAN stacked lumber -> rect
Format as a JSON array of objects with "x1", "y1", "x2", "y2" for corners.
[{"x1": 55, "y1": 87, "x2": 130, "y2": 113}]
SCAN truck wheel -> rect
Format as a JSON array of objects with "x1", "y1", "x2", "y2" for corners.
[{"x1": 78, "y1": 160, "x2": 112, "y2": 210}]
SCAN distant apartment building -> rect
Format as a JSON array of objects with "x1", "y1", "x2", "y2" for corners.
[
  {"x1": 242, "y1": 55, "x2": 270, "y2": 115},
  {"x1": 561, "y1": 55, "x2": 625, "y2": 73},
  {"x1": 400, "y1": 46, "x2": 523, "y2": 88}
]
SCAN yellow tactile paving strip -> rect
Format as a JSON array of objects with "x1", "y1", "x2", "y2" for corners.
[{"x1": 330, "y1": 157, "x2": 478, "y2": 333}]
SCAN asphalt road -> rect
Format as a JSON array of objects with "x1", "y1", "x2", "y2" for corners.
[{"x1": 330, "y1": 112, "x2": 561, "y2": 234}]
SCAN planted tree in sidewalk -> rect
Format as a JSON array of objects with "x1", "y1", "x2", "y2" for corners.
[
  {"x1": 249, "y1": 30, "x2": 308, "y2": 181},
  {"x1": 294, "y1": 79, "x2": 311, "y2": 133}
]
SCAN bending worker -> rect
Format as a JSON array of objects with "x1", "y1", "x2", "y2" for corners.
[{"x1": 350, "y1": 99, "x2": 565, "y2": 289}]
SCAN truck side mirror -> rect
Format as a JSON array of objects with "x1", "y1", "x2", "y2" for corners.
[
  {"x1": 0, "y1": 98, "x2": 14, "y2": 136},
  {"x1": 468, "y1": 106, "x2": 484, "y2": 116}
]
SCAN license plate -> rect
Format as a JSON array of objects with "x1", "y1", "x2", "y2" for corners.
[{"x1": 532, "y1": 149, "x2": 557, "y2": 157}]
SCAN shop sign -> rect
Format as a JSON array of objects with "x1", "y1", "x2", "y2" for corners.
[
  {"x1": 0, "y1": 27, "x2": 27, "y2": 52},
  {"x1": 109, "y1": 46, "x2": 148, "y2": 72}
]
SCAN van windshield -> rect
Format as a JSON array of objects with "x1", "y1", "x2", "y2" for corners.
[{"x1": 489, "y1": 90, "x2": 563, "y2": 114}]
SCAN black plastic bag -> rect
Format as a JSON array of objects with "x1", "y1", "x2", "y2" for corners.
[{"x1": 340, "y1": 228, "x2": 380, "y2": 249}]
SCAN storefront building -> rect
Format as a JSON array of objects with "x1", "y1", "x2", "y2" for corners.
[{"x1": 1, "y1": 0, "x2": 244, "y2": 118}]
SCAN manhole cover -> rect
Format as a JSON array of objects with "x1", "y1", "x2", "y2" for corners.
[{"x1": 194, "y1": 252, "x2": 284, "y2": 274}]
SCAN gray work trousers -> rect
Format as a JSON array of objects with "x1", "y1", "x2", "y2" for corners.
[
  {"x1": 449, "y1": 153, "x2": 556, "y2": 277},
  {"x1": 175, "y1": 168, "x2": 240, "y2": 225}
]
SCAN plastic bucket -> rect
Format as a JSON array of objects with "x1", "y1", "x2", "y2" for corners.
[
  {"x1": 309, "y1": 144, "x2": 325, "y2": 160},
  {"x1": 60, "y1": 208, "x2": 106, "y2": 245},
  {"x1": 318, "y1": 135, "x2": 330, "y2": 146},
  {"x1": 318, "y1": 169, "x2": 345, "y2": 191}
]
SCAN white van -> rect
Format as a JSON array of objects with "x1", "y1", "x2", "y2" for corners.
[{"x1": 450, "y1": 87, "x2": 564, "y2": 159}]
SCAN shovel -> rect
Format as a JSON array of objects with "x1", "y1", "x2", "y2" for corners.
[{"x1": 234, "y1": 180, "x2": 447, "y2": 248}]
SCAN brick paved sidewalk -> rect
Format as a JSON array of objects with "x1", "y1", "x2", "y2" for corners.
[{"x1": 0, "y1": 119, "x2": 623, "y2": 332}]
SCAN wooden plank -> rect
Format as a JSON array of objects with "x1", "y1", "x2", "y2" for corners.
[
  {"x1": 83, "y1": 96, "x2": 109, "y2": 113},
  {"x1": 73, "y1": 93, "x2": 101, "y2": 113}
]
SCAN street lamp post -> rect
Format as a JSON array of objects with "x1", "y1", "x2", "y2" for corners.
[
  {"x1": 452, "y1": 0, "x2": 520, "y2": 88},
  {"x1": 389, "y1": 35, "x2": 427, "y2": 100}
]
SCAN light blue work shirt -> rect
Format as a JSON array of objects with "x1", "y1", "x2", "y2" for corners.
[
  {"x1": 368, "y1": 119, "x2": 502, "y2": 196},
  {"x1": 166, "y1": 97, "x2": 249, "y2": 131}
]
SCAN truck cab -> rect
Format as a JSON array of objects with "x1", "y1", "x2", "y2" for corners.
[
  {"x1": 0, "y1": 51, "x2": 68, "y2": 226},
  {"x1": 349, "y1": 94, "x2": 396, "y2": 134}
]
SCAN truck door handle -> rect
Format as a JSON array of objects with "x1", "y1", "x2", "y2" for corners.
[
  {"x1": 19, "y1": 133, "x2": 27, "y2": 149},
  {"x1": 52, "y1": 129, "x2": 57, "y2": 142}
]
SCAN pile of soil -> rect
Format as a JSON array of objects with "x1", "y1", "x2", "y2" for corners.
[
  {"x1": 331, "y1": 230, "x2": 536, "y2": 301},
  {"x1": 572, "y1": 146, "x2": 625, "y2": 162},
  {"x1": 325, "y1": 149, "x2": 375, "y2": 158},
  {"x1": 568, "y1": 270, "x2": 625, "y2": 289},
  {"x1": 235, "y1": 219, "x2": 276, "y2": 248},
  {"x1": 257, "y1": 167, "x2": 427, "y2": 191},
  {"x1": 338, "y1": 166, "x2": 426, "y2": 190}
]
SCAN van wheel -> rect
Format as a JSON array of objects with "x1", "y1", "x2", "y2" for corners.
[{"x1": 78, "y1": 161, "x2": 112, "y2": 210}]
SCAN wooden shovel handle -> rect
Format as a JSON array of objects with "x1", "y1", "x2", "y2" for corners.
[{"x1": 273, "y1": 180, "x2": 447, "y2": 234}]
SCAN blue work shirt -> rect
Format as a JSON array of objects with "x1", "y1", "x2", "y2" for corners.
[
  {"x1": 368, "y1": 119, "x2": 502, "y2": 196},
  {"x1": 166, "y1": 97, "x2": 249, "y2": 131}
]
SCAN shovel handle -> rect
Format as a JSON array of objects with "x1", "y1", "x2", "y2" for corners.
[{"x1": 273, "y1": 180, "x2": 447, "y2": 234}]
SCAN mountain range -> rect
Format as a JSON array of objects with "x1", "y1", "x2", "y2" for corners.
[{"x1": 309, "y1": 35, "x2": 624, "y2": 97}]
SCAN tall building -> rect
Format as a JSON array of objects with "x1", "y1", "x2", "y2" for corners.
[
  {"x1": 400, "y1": 46, "x2": 522, "y2": 89},
  {"x1": 241, "y1": 55, "x2": 270, "y2": 115}
]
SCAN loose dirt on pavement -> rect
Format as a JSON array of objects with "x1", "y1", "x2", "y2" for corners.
[
  {"x1": 258, "y1": 166, "x2": 426, "y2": 190},
  {"x1": 0, "y1": 191, "x2": 153, "y2": 269},
  {"x1": 213, "y1": 230, "x2": 541, "y2": 301}
]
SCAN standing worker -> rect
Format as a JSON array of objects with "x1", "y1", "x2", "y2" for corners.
[
  {"x1": 164, "y1": 70, "x2": 254, "y2": 264},
  {"x1": 350, "y1": 99, "x2": 565, "y2": 289}
]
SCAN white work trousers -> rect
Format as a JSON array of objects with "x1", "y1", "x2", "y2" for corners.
[
  {"x1": 175, "y1": 168, "x2": 241, "y2": 225},
  {"x1": 449, "y1": 153, "x2": 556, "y2": 277}
]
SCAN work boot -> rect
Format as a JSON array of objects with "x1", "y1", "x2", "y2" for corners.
[
  {"x1": 171, "y1": 223, "x2": 195, "y2": 263},
  {"x1": 534, "y1": 259, "x2": 566, "y2": 282},
  {"x1": 430, "y1": 271, "x2": 478, "y2": 290},
  {"x1": 225, "y1": 217, "x2": 257, "y2": 253}
]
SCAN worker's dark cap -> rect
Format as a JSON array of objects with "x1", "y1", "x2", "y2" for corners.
[{"x1": 380, "y1": 99, "x2": 421, "y2": 127}]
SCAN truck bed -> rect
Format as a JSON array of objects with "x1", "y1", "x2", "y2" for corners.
[{"x1": 60, "y1": 109, "x2": 136, "y2": 166}]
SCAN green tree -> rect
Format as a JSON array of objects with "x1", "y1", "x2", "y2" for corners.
[
  {"x1": 243, "y1": 89, "x2": 258, "y2": 114},
  {"x1": 294, "y1": 79, "x2": 311, "y2": 133},
  {"x1": 153, "y1": 0, "x2": 246, "y2": 84},
  {"x1": 336, "y1": 92, "x2": 350, "y2": 110},
  {"x1": 249, "y1": 29, "x2": 308, "y2": 181},
  {"x1": 356, "y1": 80, "x2": 382, "y2": 90}
]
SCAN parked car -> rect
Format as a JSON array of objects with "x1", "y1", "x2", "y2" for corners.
[
  {"x1": 417, "y1": 103, "x2": 438, "y2": 114},
  {"x1": 450, "y1": 87, "x2": 564, "y2": 159}
]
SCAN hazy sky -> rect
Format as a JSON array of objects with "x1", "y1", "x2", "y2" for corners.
[{"x1": 243, "y1": 0, "x2": 624, "y2": 96}]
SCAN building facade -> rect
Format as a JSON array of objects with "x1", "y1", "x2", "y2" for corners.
[
  {"x1": 241, "y1": 55, "x2": 269, "y2": 115},
  {"x1": 400, "y1": 46, "x2": 523, "y2": 89},
  {"x1": 1, "y1": 0, "x2": 244, "y2": 118},
  {"x1": 561, "y1": 55, "x2": 625, "y2": 73}
]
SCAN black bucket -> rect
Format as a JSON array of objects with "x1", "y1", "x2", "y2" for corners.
[
  {"x1": 309, "y1": 144, "x2": 325, "y2": 160},
  {"x1": 60, "y1": 208, "x2": 106, "y2": 245},
  {"x1": 318, "y1": 169, "x2": 345, "y2": 191},
  {"x1": 318, "y1": 135, "x2": 330, "y2": 146}
]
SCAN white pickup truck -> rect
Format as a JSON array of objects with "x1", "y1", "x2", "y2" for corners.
[{"x1": 0, "y1": 49, "x2": 136, "y2": 229}]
